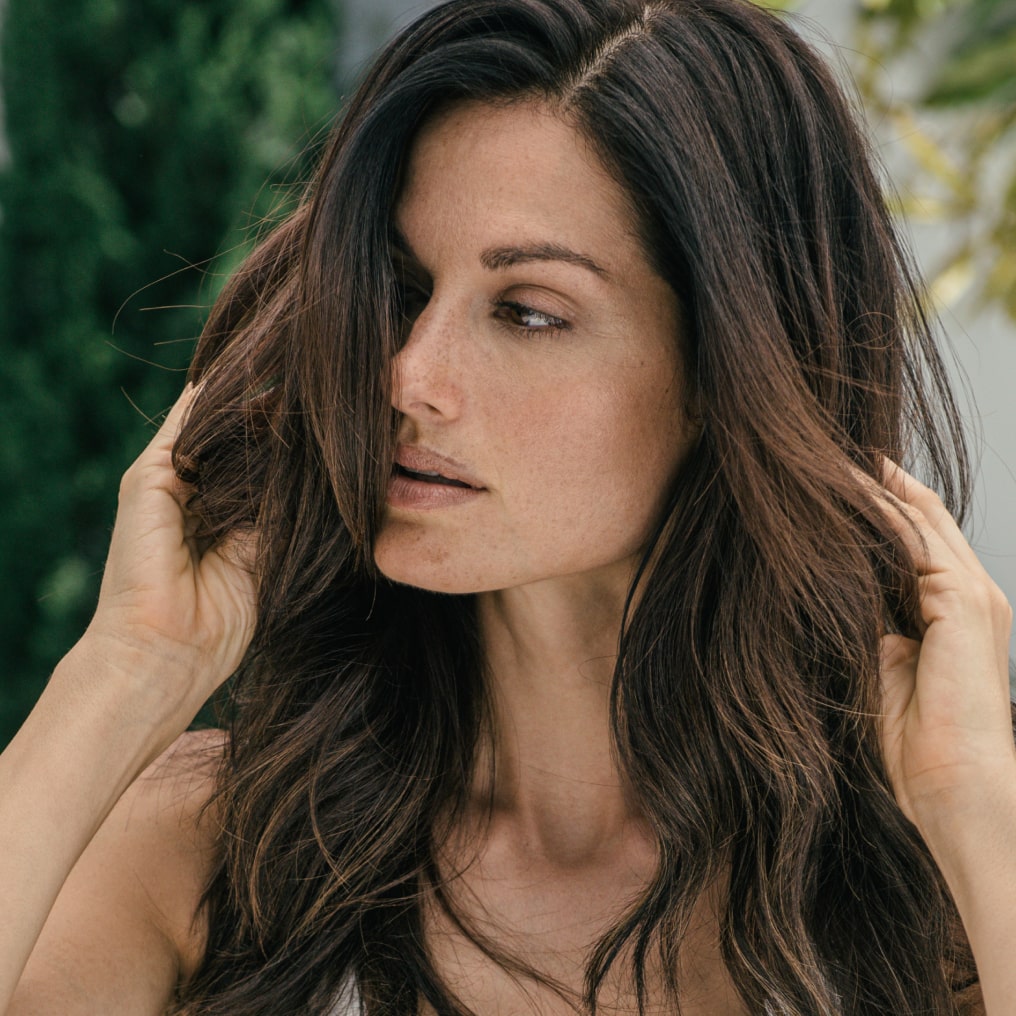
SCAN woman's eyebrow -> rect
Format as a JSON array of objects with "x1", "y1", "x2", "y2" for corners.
[
  {"x1": 479, "y1": 243, "x2": 610, "y2": 279},
  {"x1": 390, "y1": 226, "x2": 609, "y2": 281}
]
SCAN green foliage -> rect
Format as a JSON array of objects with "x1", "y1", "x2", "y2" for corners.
[
  {"x1": 860, "y1": 0, "x2": 1016, "y2": 105},
  {"x1": 853, "y1": 0, "x2": 1016, "y2": 320},
  {"x1": 0, "y1": 0, "x2": 340, "y2": 744}
]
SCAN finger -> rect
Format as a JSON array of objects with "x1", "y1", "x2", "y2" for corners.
[
  {"x1": 879, "y1": 458, "x2": 985, "y2": 576},
  {"x1": 139, "y1": 384, "x2": 202, "y2": 464},
  {"x1": 216, "y1": 527, "x2": 258, "y2": 576},
  {"x1": 864, "y1": 477, "x2": 958, "y2": 580},
  {"x1": 120, "y1": 386, "x2": 202, "y2": 516},
  {"x1": 878, "y1": 632, "x2": 918, "y2": 733}
]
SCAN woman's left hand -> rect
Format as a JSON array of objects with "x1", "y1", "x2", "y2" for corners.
[{"x1": 876, "y1": 459, "x2": 1014, "y2": 842}]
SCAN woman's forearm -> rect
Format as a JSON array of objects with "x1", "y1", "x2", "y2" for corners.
[
  {"x1": 0, "y1": 639, "x2": 185, "y2": 1012},
  {"x1": 916, "y1": 766, "x2": 1016, "y2": 1015}
]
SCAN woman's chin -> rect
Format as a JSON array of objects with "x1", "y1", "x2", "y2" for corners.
[{"x1": 373, "y1": 545, "x2": 488, "y2": 596}]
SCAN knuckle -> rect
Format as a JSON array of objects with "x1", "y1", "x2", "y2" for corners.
[
  {"x1": 955, "y1": 579, "x2": 1009, "y2": 622},
  {"x1": 901, "y1": 469, "x2": 938, "y2": 500},
  {"x1": 964, "y1": 579, "x2": 995, "y2": 611},
  {"x1": 117, "y1": 466, "x2": 140, "y2": 502},
  {"x1": 925, "y1": 575, "x2": 988, "y2": 616},
  {"x1": 915, "y1": 481, "x2": 943, "y2": 507},
  {"x1": 994, "y1": 592, "x2": 1014, "y2": 627}
]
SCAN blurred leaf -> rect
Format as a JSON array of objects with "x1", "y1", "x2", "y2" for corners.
[
  {"x1": 929, "y1": 252, "x2": 976, "y2": 309},
  {"x1": 927, "y1": 27, "x2": 1016, "y2": 105},
  {"x1": 892, "y1": 109, "x2": 973, "y2": 199},
  {"x1": 985, "y1": 169, "x2": 1016, "y2": 312},
  {"x1": 859, "y1": 0, "x2": 968, "y2": 37},
  {"x1": 854, "y1": 0, "x2": 1016, "y2": 327},
  {"x1": 0, "y1": 0, "x2": 341, "y2": 745}
]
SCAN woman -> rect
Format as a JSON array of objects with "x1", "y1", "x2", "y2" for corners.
[{"x1": 2, "y1": 0, "x2": 1013, "y2": 1012}]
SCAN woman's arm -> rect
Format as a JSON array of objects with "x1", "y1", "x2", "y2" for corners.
[
  {"x1": 876, "y1": 461, "x2": 1015, "y2": 1014},
  {"x1": 5, "y1": 727, "x2": 221, "y2": 1015},
  {"x1": 0, "y1": 387, "x2": 255, "y2": 1012}
]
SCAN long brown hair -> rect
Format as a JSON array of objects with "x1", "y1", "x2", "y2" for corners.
[{"x1": 172, "y1": 0, "x2": 980, "y2": 1012}]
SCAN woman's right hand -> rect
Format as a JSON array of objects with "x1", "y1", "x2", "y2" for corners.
[{"x1": 73, "y1": 383, "x2": 257, "y2": 741}]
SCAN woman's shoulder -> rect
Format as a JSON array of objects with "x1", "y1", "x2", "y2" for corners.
[{"x1": 10, "y1": 730, "x2": 224, "y2": 1014}]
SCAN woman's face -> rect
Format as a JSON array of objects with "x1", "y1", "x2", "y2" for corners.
[{"x1": 374, "y1": 101, "x2": 697, "y2": 595}]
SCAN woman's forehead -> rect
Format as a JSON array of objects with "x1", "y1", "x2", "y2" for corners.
[{"x1": 393, "y1": 100, "x2": 646, "y2": 277}]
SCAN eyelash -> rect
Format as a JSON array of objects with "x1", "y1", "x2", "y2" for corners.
[
  {"x1": 396, "y1": 279, "x2": 570, "y2": 339},
  {"x1": 492, "y1": 299, "x2": 569, "y2": 337}
]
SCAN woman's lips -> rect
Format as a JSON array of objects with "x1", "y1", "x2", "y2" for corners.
[
  {"x1": 386, "y1": 444, "x2": 486, "y2": 510},
  {"x1": 386, "y1": 468, "x2": 485, "y2": 509},
  {"x1": 393, "y1": 445, "x2": 483, "y2": 488}
]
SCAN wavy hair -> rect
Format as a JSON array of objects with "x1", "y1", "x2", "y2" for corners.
[{"x1": 171, "y1": 0, "x2": 980, "y2": 1012}]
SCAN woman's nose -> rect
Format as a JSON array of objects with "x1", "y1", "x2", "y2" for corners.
[{"x1": 391, "y1": 304, "x2": 465, "y2": 422}]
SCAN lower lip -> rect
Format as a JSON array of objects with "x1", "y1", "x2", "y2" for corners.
[{"x1": 386, "y1": 471, "x2": 486, "y2": 510}]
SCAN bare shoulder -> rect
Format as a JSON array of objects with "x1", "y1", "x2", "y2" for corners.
[{"x1": 10, "y1": 729, "x2": 225, "y2": 1015}]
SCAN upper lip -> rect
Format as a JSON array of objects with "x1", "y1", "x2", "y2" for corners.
[{"x1": 394, "y1": 444, "x2": 485, "y2": 489}]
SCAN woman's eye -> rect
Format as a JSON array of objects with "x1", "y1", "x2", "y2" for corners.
[{"x1": 494, "y1": 300, "x2": 569, "y2": 334}]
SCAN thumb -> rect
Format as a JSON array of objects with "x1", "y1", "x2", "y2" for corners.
[{"x1": 879, "y1": 633, "x2": 920, "y2": 728}]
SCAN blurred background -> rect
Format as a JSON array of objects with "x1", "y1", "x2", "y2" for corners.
[{"x1": 1, "y1": 0, "x2": 1013, "y2": 747}]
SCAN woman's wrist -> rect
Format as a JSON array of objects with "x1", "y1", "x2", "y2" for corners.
[
  {"x1": 49, "y1": 634, "x2": 210, "y2": 779},
  {"x1": 909, "y1": 757, "x2": 1016, "y2": 900},
  {"x1": 904, "y1": 760, "x2": 1016, "y2": 1014}
]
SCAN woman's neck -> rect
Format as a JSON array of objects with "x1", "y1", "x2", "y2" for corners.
[{"x1": 473, "y1": 567, "x2": 646, "y2": 868}]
